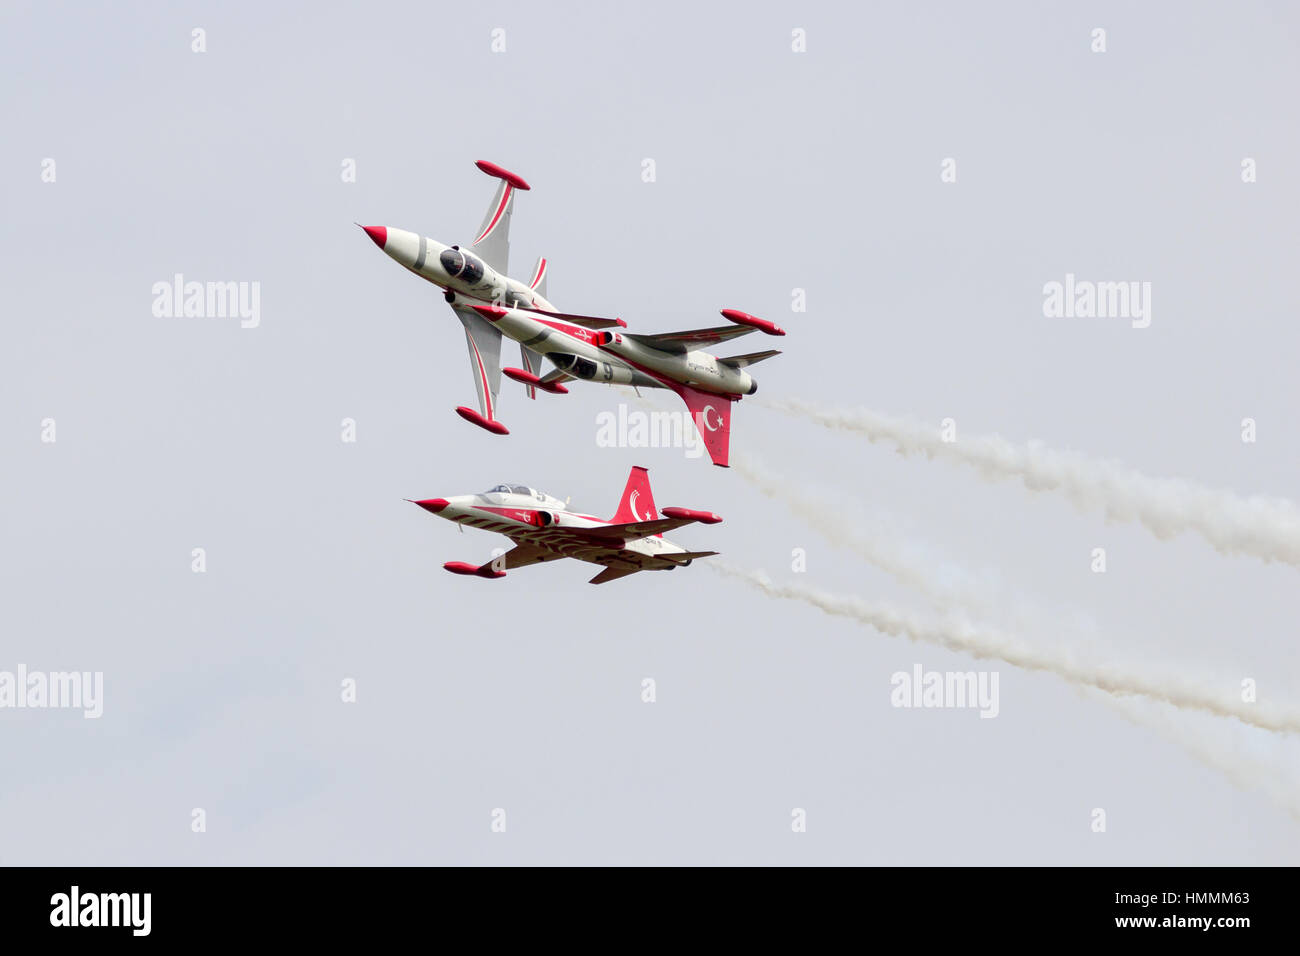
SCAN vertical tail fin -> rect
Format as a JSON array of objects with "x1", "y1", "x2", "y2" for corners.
[
  {"x1": 672, "y1": 386, "x2": 735, "y2": 467},
  {"x1": 611, "y1": 466, "x2": 658, "y2": 523}
]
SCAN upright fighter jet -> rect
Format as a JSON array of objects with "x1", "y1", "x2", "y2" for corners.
[
  {"x1": 359, "y1": 160, "x2": 785, "y2": 467},
  {"x1": 409, "y1": 466, "x2": 721, "y2": 585}
]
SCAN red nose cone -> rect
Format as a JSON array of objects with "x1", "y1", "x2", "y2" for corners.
[
  {"x1": 361, "y1": 225, "x2": 387, "y2": 249},
  {"x1": 413, "y1": 498, "x2": 448, "y2": 513}
]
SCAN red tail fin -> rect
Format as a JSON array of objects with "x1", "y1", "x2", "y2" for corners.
[
  {"x1": 612, "y1": 466, "x2": 658, "y2": 523},
  {"x1": 673, "y1": 386, "x2": 735, "y2": 467}
]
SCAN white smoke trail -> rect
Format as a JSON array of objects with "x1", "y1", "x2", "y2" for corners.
[
  {"x1": 1098, "y1": 694, "x2": 1300, "y2": 822},
  {"x1": 766, "y1": 397, "x2": 1300, "y2": 566},
  {"x1": 735, "y1": 456, "x2": 1291, "y2": 714},
  {"x1": 734, "y1": 455, "x2": 1300, "y2": 817},
  {"x1": 714, "y1": 563, "x2": 1300, "y2": 734},
  {"x1": 1092, "y1": 686, "x2": 1300, "y2": 822},
  {"x1": 735, "y1": 452, "x2": 1118, "y2": 647},
  {"x1": 733, "y1": 453, "x2": 1005, "y2": 620},
  {"x1": 735, "y1": 453, "x2": 1286, "y2": 725}
]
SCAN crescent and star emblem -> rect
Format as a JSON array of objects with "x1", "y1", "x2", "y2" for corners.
[{"x1": 702, "y1": 405, "x2": 722, "y2": 432}]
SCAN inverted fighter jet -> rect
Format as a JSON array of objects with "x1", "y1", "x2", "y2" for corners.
[
  {"x1": 409, "y1": 466, "x2": 721, "y2": 585},
  {"x1": 359, "y1": 160, "x2": 785, "y2": 466}
]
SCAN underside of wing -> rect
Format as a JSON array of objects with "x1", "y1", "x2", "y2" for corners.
[
  {"x1": 495, "y1": 541, "x2": 566, "y2": 570},
  {"x1": 719, "y1": 349, "x2": 782, "y2": 369},
  {"x1": 470, "y1": 160, "x2": 529, "y2": 276},
  {"x1": 444, "y1": 541, "x2": 564, "y2": 579},
  {"x1": 522, "y1": 307, "x2": 627, "y2": 330},
  {"x1": 568, "y1": 517, "x2": 695, "y2": 540},
  {"x1": 589, "y1": 566, "x2": 641, "y2": 585},
  {"x1": 454, "y1": 307, "x2": 503, "y2": 422},
  {"x1": 659, "y1": 550, "x2": 719, "y2": 563},
  {"x1": 627, "y1": 324, "x2": 755, "y2": 353}
]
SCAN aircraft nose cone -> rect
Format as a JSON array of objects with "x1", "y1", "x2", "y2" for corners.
[
  {"x1": 360, "y1": 225, "x2": 388, "y2": 249},
  {"x1": 412, "y1": 497, "x2": 449, "y2": 514}
]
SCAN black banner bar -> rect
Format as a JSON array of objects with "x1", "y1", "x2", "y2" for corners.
[{"x1": 0, "y1": 866, "x2": 1286, "y2": 942}]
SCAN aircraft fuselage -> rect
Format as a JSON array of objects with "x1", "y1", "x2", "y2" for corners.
[
  {"x1": 372, "y1": 226, "x2": 557, "y2": 313},
  {"x1": 423, "y1": 490, "x2": 694, "y2": 571},
  {"x1": 368, "y1": 226, "x2": 757, "y2": 399}
]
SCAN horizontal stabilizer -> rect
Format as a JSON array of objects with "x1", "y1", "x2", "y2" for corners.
[
  {"x1": 719, "y1": 349, "x2": 782, "y2": 369},
  {"x1": 628, "y1": 324, "x2": 755, "y2": 353},
  {"x1": 539, "y1": 367, "x2": 573, "y2": 387},
  {"x1": 589, "y1": 566, "x2": 640, "y2": 585},
  {"x1": 660, "y1": 550, "x2": 719, "y2": 564}
]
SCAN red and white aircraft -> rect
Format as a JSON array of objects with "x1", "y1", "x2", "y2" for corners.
[
  {"x1": 359, "y1": 160, "x2": 784, "y2": 467},
  {"x1": 409, "y1": 466, "x2": 721, "y2": 585}
]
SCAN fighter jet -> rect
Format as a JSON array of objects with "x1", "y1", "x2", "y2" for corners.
[
  {"x1": 359, "y1": 160, "x2": 785, "y2": 467},
  {"x1": 409, "y1": 466, "x2": 721, "y2": 585}
]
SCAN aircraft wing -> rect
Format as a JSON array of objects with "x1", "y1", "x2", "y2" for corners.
[
  {"x1": 454, "y1": 306, "x2": 504, "y2": 423},
  {"x1": 493, "y1": 542, "x2": 567, "y2": 571},
  {"x1": 522, "y1": 307, "x2": 627, "y2": 330},
  {"x1": 573, "y1": 518, "x2": 695, "y2": 539},
  {"x1": 470, "y1": 160, "x2": 530, "y2": 276},
  {"x1": 589, "y1": 566, "x2": 641, "y2": 585},
  {"x1": 570, "y1": 508, "x2": 723, "y2": 541},
  {"x1": 445, "y1": 542, "x2": 565, "y2": 579},
  {"x1": 627, "y1": 325, "x2": 756, "y2": 353}
]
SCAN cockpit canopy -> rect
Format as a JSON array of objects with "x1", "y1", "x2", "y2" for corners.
[
  {"x1": 482, "y1": 484, "x2": 563, "y2": 506},
  {"x1": 485, "y1": 483, "x2": 530, "y2": 496},
  {"x1": 439, "y1": 246, "x2": 486, "y2": 284}
]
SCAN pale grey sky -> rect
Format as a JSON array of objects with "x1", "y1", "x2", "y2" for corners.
[{"x1": 3, "y1": 0, "x2": 1298, "y2": 864}]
